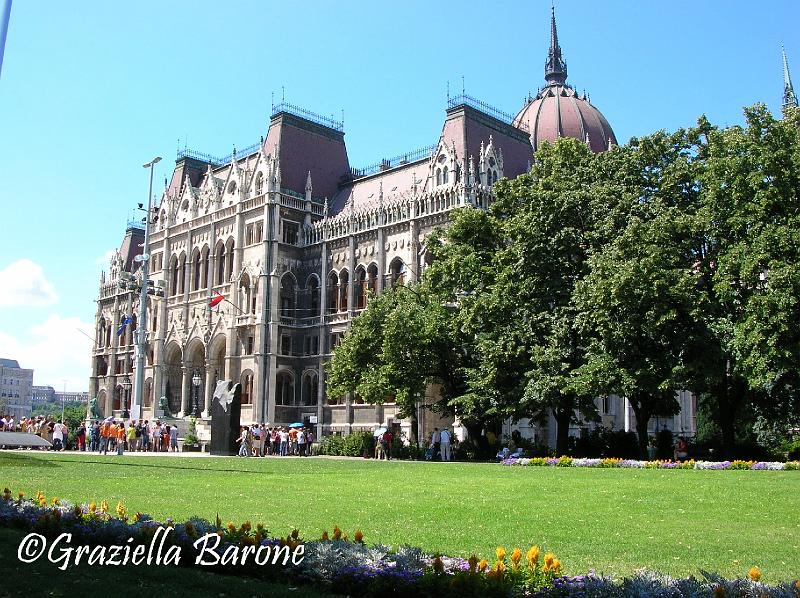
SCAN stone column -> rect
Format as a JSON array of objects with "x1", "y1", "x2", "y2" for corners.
[
  {"x1": 203, "y1": 363, "x2": 214, "y2": 418},
  {"x1": 376, "y1": 228, "x2": 385, "y2": 293},
  {"x1": 180, "y1": 367, "x2": 190, "y2": 417}
]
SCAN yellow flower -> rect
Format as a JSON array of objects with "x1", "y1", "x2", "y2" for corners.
[
  {"x1": 51, "y1": 497, "x2": 60, "y2": 506},
  {"x1": 552, "y1": 558, "x2": 562, "y2": 573},
  {"x1": 333, "y1": 526, "x2": 342, "y2": 540},
  {"x1": 478, "y1": 559, "x2": 489, "y2": 572},
  {"x1": 748, "y1": 566, "x2": 761, "y2": 582},
  {"x1": 321, "y1": 531, "x2": 329, "y2": 541},
  {"x1": 354, "y1": 529, "x2": 364, "y2": 543},
  {"x1": 493, "y1": 560, "x2": 506, "y2": 573},
  {"x1": 544, "y1": 552, "x2": 555, "y2": 568},
  {"x1": 511, "y1": 548, "x2": 522, "y2": 567},
  {"x1": 36, "y1": 491, "x2": 46, "y2": 507},
  {"x1": 17, "y1": 491, "x2": 24, "y2": 501},
  {"x1": 88, "y1": 501, "x2": 97, "y2": 513},
  {"x1": 496, "y1": 546, "x2": 506, "y2": 562},
  {"x1": 116, "y1": 501, "x2": 126, "y2": 519},
  {"x1": 527, "y1": 545, "x2": 540, "y2": 568},
  {"x1": 227, "y1": 522, "x2": 236, "y2": 533},
  {"x1": 99, "y1": 500, "x2": 109, "y2": 513}
]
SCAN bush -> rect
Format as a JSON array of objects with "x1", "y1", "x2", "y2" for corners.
[
  {"x1": 319, "y1": 432, "x2": 375, "y2": 458},
  {"x1": 655, "y1": 429, "x2": 674, "y2": 460}
]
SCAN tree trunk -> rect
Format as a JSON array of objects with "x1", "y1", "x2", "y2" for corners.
[
  {"x1": 553, "y1": 408, "x2": 572, "y2": 456},
  {"x1": 630, "y1": 401, "x2": 651, "y2": 459}
]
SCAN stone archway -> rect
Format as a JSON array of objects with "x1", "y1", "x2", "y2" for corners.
[
  {"x1": 163, "y1": 341, "x2": 183, "y2": 415},
  {"x1": 184, "y1": 338, "x2": 206, "y2": 417}
]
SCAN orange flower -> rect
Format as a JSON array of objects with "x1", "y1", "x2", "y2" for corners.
[
  {"x1": 116, "y1": 501, "x2": 126, "y2": 519},
  {"x1": 544, "y1": 552, "x2": 555, "y2": 568},
  {"x1": 714, "y1": 585, "x2": 726, "y2": 598},
  {"x1": 354, "y1": 530, "x2": 364, "y2": 543},
  {"x1": 333, "y1": 526, "x2": 342, "y2": 540},
  {"x1": 321, "y1": 531, "x2": 329, "y2": 541},
  {"x1": 748, "y1": 566, "x2": 761, "y2": 582},
  {"x1": 241, "y1": 521, "x2": 252, "y2": 532},
  {"x1": 527, "y1": 545, "x2": 540, "y2": 568},
  {"x1": 510, "y1": 548, "x2": 522, "y2": 568},
  {"x1": 477, "y1": 559, "x2": 489, "y2": 572},
  {"x1": 496, "y1": 546, "x2": 506, "y2": 562}
]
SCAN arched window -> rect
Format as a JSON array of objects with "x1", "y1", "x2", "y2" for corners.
[
  {"x1": 355, "y1": 266, "x2": 367, "y2": 309},
  {"x1": 170, "y1": 256, "x2": 178, "y2": 295},
  {"x1": 240, "y1": 371, "x2": 253, "y2": 405},
  {"x1": 442, "y1": 165, "x2": 448, "y2": 184},
  {"x1": 436, "y1": 168, "x2": 442, "y2": 186},
  {"x1": 192, "y1": 249, "x2": 201, "y2": 291},
  {"x1": 338, "y1": 269, "x2": 349, "y2": 312},
  {"x1": 225, "y1": 239, "x2": 235, "y2": 282},
  {"x1": 202, "y1": 246, "x2": 210, "y2": 289},
  {"x1": 367, "y1": 263, "x2": 378, "y2": 294},
  {"x1": 215, "y1": 243, "x2": 225, "y2": 286},
  {"x1": 302, "y1": 372, "x2": 318, "y2": 406},
  {"x1": 327, "y1": 272, "x2": 338, "y2": 312},
  {"x1": 307, "y1": 276, "x2": 320, "y2": 317},
  {"x1": 255, "y1": 172, "x2": 264, "y2": 195},
  {"x1": 388, "y1": 258, "x2": 405, "y2": 287},
  {"x1": 239, "y1": 273, "x2": 251, "y2": 315},
  {"x1": 280, "y1": 274, "x2": 296, "y2": 318},
  {"x1": 276, "y1": 370, "x2": 295, "y2": 405}
]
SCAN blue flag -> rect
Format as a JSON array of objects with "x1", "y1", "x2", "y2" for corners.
[{"x1": 116, "y1": 315, "x2": 133, "y2": 337}]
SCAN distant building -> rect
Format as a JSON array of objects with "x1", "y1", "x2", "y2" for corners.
[
  {"x1": 55, "y1": 391, "x2": 89, "y2": 404},
  {"x1": 0, "y1": 358, "x2": 33, "y2": 419},
  {"x1": 31, "y1": 385, "x2": 56, "y2": 404}
]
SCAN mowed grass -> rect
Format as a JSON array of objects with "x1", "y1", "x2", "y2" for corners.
[{"x1": 2, "y1": 452, "x2": 798, "y2": 581}]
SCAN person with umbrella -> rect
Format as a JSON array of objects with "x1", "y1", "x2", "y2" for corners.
[{"x1": 381, "y1": 427, "x2": 393, "y2": 460}]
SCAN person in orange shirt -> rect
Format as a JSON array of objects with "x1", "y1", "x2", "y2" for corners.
[
  {"x1": 116, "y1": 422, "x2": 126, "y2": 455},
  {"x1": 100, "y1": 420, "x2": 111, "y2": 455}
]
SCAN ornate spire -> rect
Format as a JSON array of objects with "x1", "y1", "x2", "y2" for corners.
[
  {"x1": 544, "y1": 6, "x2": 568, "y2": 86},
  {"x1": 783, "y1": 46, "x2": 797, "y2": 112}
]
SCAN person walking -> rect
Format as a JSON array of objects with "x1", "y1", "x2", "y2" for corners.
[
  {"x1": 431, "y1": 428, "x2": 441, "y2": 461},
  {"x1": 297, "y1": 428, "x2": 307, "y2": 456},
  {"x1": 127, "y1": 421, "x2": 138, "y2": 453},
  {"x1": 116, "y1": 422, "x2": 126, "y2": 455},
  {"x1": 236, "y1": 426, "x2": 250, "y2": 457},
  {"x1": 169, "y1": 424, "x2": 178, "y2": 452},
  {"x1": 381, "y1": 428, "x2": 393, "y2": 460},
  {"x1": 440, "y1": 428, "x2": 452, "y2": 461},
  {"x1": 279, "y1": 427, "x2": 289, "y2": 456}
]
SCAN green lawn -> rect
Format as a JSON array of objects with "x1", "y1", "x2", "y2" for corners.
[{"x1": 2, "y1": 452, "x2": 798, "y2": 582}]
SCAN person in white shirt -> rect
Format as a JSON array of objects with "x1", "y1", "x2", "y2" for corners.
[
  {"x1": 440, "y1": 428, "x2": 452, "y2": 461},
  {"x1": 52, "y1": 421, "x2": 64, "y2": 451}
]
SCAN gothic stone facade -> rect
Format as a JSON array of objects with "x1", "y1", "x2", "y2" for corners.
[{"x1": 90, "y1": 100, "x2": 534, "y2": 440}]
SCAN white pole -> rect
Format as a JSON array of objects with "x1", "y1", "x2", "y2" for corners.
[
  {"x1": 133, "y1": 157, "x2": 161, "y2": 415},
  {"x1": 0, "y1": 0, "x2": 12, "y2": 80}
]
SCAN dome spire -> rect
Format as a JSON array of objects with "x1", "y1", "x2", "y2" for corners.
[
  {"x1": 783, "y1": 46, "x2": 797, "y2": 113},
  {"x1": 544, "y1": 5, "x2": 568, "y2": 86}
]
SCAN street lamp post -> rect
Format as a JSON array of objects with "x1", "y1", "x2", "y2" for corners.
[
  {"x1": 192, "y1": 370, "x2": 201, "y2": 417},
  {"x1": 133, "y1": 156, "x2": 162, "y2": 420},
  {"x1": 121, "y1": 375, "x2": 132, "y2": 419}
]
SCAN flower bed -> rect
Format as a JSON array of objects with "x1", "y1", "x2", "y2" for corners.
[
  {"x1": 1, "y1": 488, "x2": 798, "y2": 597},
  {"x1": 501, "y1": 457, "x2": 800, "y2": 470}
]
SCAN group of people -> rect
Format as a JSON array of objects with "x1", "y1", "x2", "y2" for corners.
[
  {"x1": 89, "y1": 419, "x2": 179, "y2": 455},
  {"x1": 1, "y1": 415, "x2": 79, "y2": 451},
  {"x1": 429, "y1": 427, "x2": 455, "y2": 461},
  {"x1": 236, "y1": 424, "x2": 315, "y2": 458}
]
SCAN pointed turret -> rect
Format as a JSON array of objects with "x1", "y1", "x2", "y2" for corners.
[
  {"x1": 783, "y1": 46, "x2": 797, "y2": 113},
  {"x1": 544, "y1": 6, "x2": 568, "y2": 86}
]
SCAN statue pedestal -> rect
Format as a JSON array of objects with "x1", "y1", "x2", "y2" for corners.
[{"x1": 210, "y1": 382, "x2": 241, "y2": 456}]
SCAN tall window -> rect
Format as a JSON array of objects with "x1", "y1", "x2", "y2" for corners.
[
  {"x1": 241, "y1": 372, "x2": 253, "y2": 405},
  {"x1": 215, "y1": 244, "x2": 225, "y2": 285},
  {"x1": 442, "y1": 166, "x2": 448, "y2": 184},
  {"x1": 308, "y1": 276, "x2": 319, "y2": 317},
  {"x1": 283, "y1": 221, "x2": 299, "y2": 245},
  {"x1": 276, "y1": 371, "x2": 294, "y2": 405},
  {"x1": 338, "y1": 269, "x2": 349, "y2": 312}
]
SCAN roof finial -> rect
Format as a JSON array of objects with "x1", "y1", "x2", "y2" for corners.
[
  {"x1": 544, "y1": 4, "x2": 568, "y2": 86},
  {"x1": 783, "y1": 46, "x2": 798, "y2": 112}
]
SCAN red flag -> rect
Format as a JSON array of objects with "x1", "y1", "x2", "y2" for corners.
[{"x1": 209, "y1": 295, "x2": 224, "y2": 308}]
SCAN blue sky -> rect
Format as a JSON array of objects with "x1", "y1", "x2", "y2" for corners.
[{"x1": 0, "y1": 0, "x2": 797, "y2": 391}]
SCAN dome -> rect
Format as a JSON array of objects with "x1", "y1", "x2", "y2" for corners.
[
  {"x1": 514, "y1": 84, "x2": 617, "y2": 154},
  {"x1": 514, "y1": 7, "x2": 617, "y2": 154}
]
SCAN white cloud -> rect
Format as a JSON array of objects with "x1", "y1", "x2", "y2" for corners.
[
  {"x1": 0, "y1": 259, "x2": 58, "y2": 306},
  {"x1": 0, "y1": 314, "x2": 93, "y2": 391},
  {"x1": 95, "y1": 249, "x2": 116, "y2": 268}
]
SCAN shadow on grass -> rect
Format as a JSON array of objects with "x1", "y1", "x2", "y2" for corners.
[{"x1": 0, "y1": 452, "x2": 59, "y2": 468}]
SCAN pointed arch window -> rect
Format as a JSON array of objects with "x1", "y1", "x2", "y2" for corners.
[{"x1": 442, "y1": 165, "x2": 448, "y2": 184}]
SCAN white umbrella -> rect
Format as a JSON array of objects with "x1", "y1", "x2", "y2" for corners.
[{"x1": 373, "y1": 427, "x2": 387, "y2": 437}]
